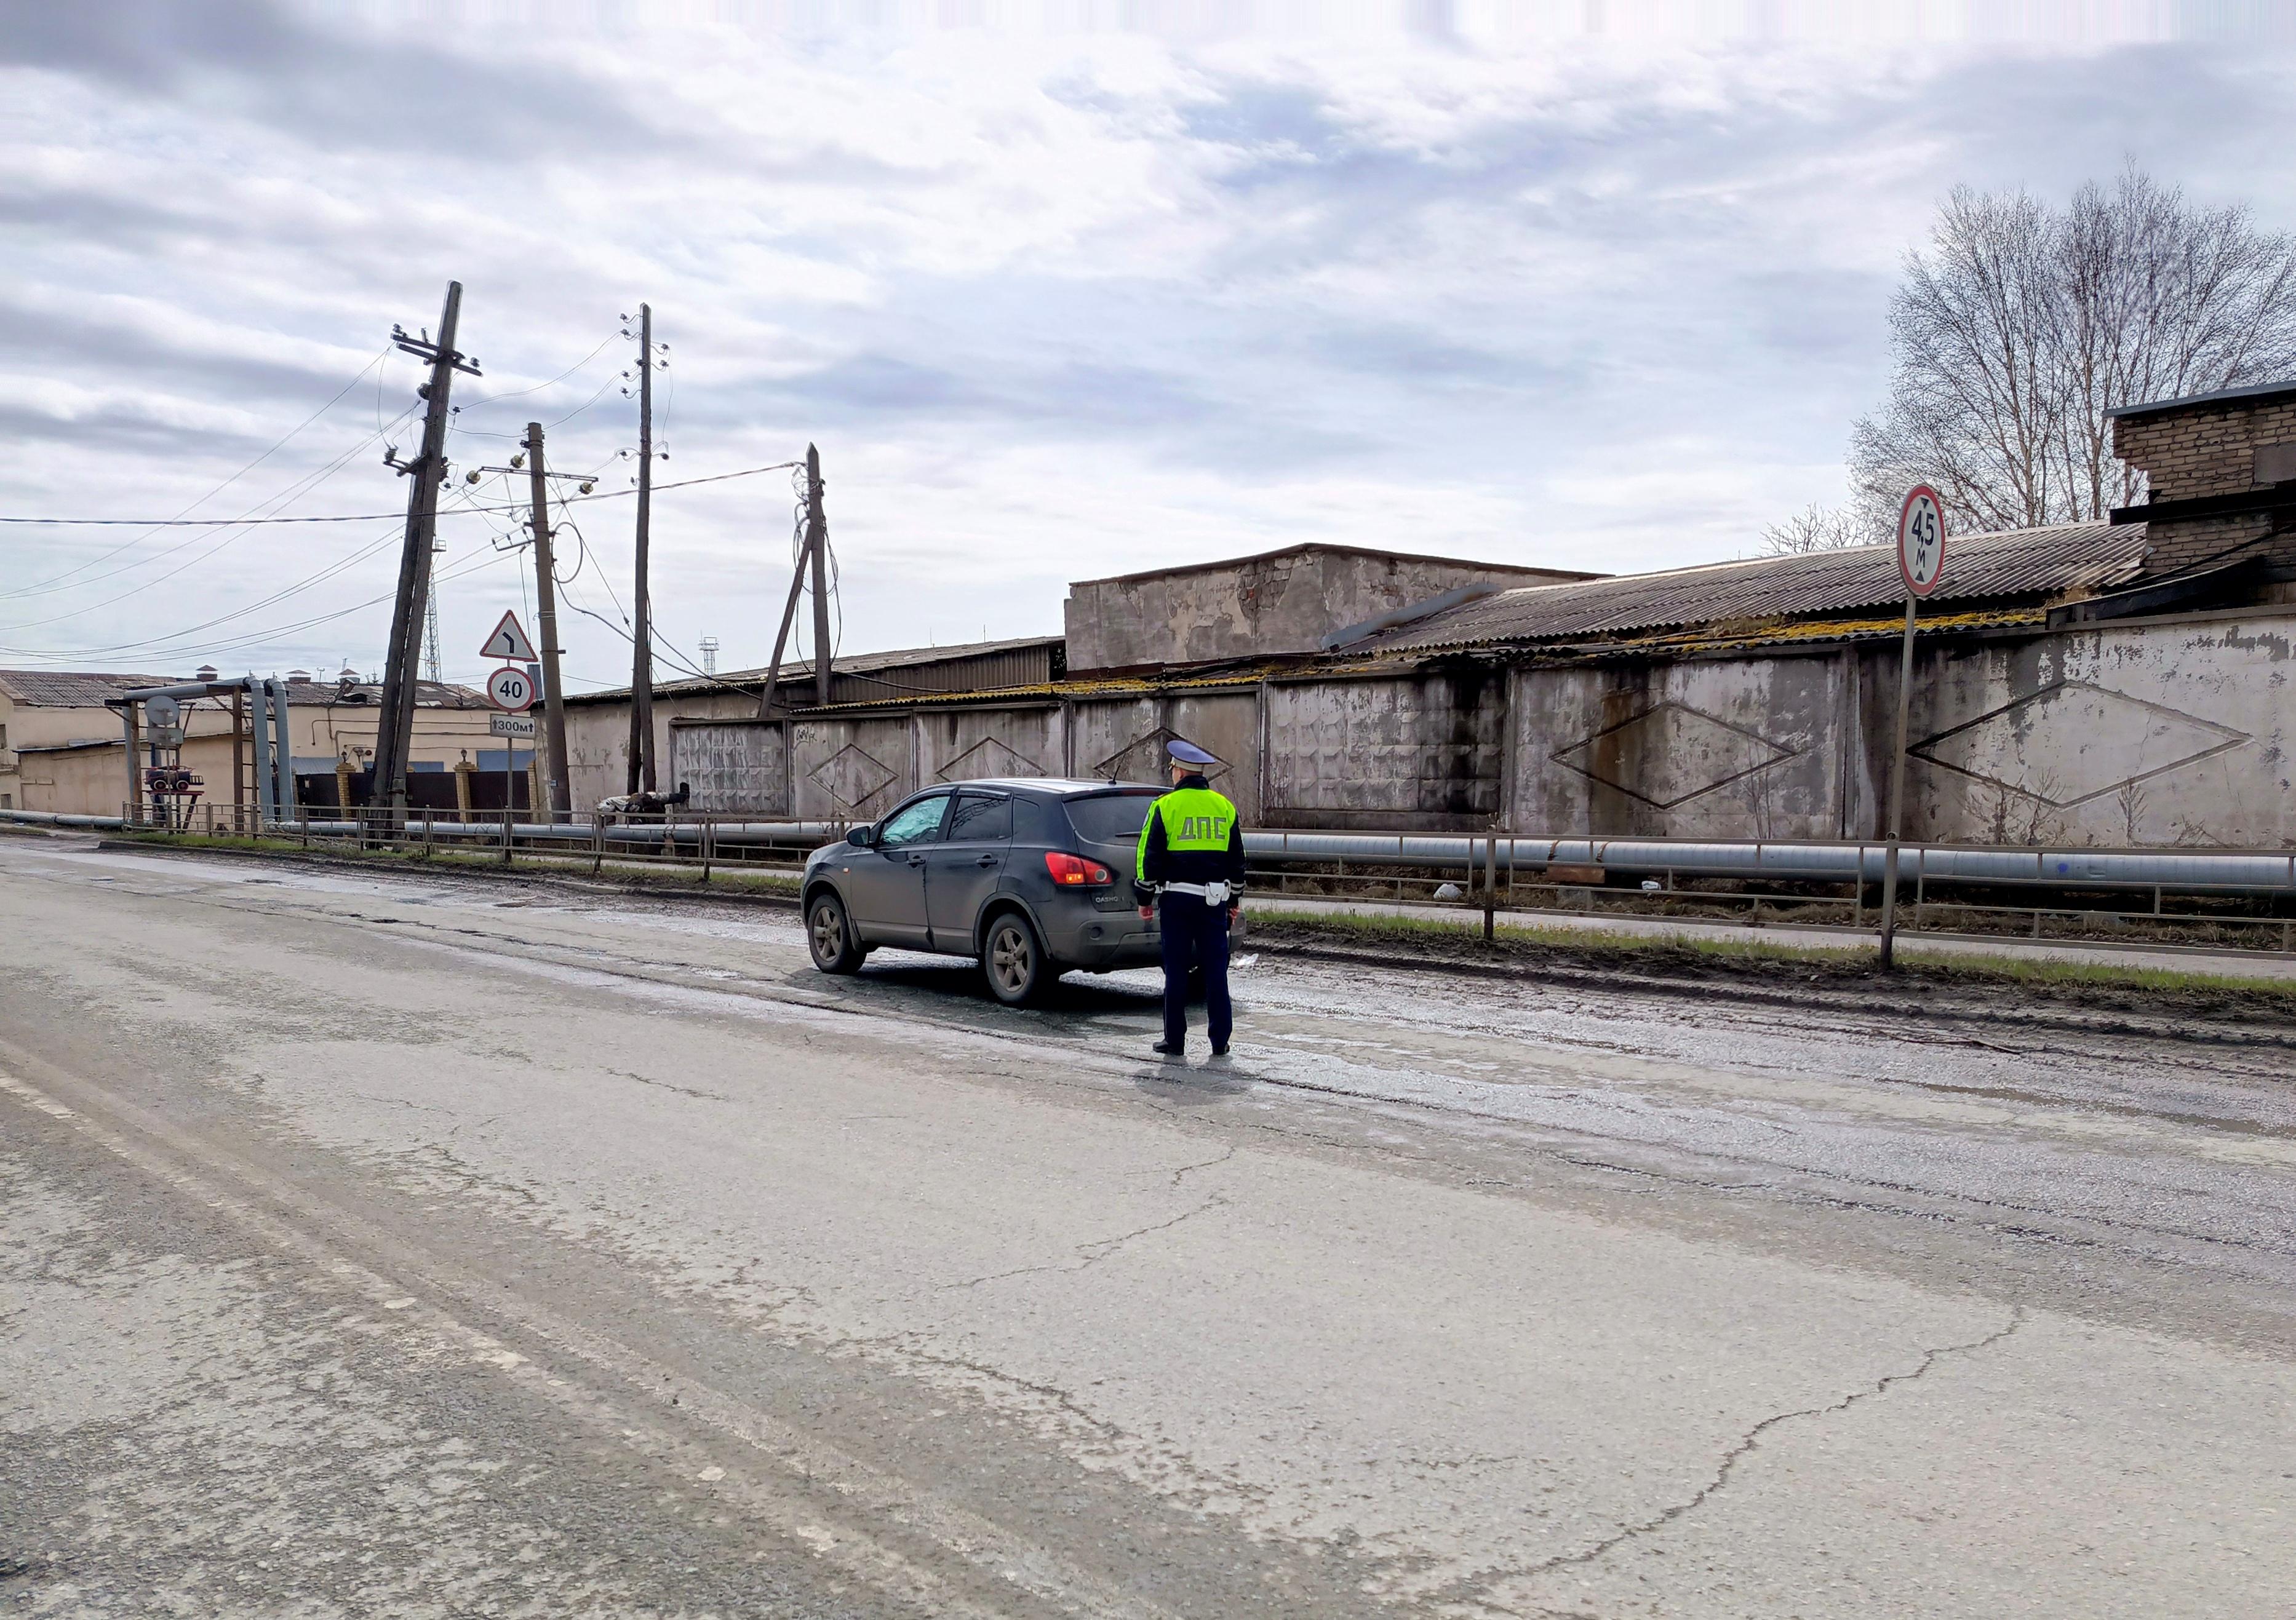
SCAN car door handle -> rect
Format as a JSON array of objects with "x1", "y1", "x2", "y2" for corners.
[
  {"x1": 907, "y1": 853, "x2": 926, "y2": 866},
  {"x1": 975, "y1": 854, "x2": 999, "y2": 867}
]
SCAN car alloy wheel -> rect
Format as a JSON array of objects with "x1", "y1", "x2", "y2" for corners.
[
  {"x1": 808, "y1": 893, "x2": 863, "y2": 974},
  {"x1": 985, "y1": 914, "x2": 1045, "y2": 1006}
]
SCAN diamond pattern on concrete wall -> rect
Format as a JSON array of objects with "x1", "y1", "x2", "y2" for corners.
[
  {"x1": 807, "y1": 743, "x2": 897, "y2": 811},
  {"x1": 1910, "y1": 681, "x2": 2248, "y2": 806},
  {"x1": 1550, "y1": 702, "x2": 1796, "y2": 809},
  {"x1": 935, "y1": 736, "x2": 1046, "y2": 783},
  {"x1": 1094, "y1": 727, "x2": 1229, "y2": 786}
]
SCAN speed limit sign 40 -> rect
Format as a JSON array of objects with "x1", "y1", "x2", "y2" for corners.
[
  {"x1": 486, "y1": 664, "x2": 535, "y2": 712},
  {"x1": 1898, "y1": 485, "x2": 1947, "y2": 597}
]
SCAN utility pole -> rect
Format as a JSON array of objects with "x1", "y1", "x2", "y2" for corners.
[
  {"x1": 523, "y1": 421, "x2": 574, "y2": 822},
  {"x1": 375, "y1": 282, "x2": 479, "y2": 824},
  {"x1": 756, "y1": 445, "x2": 835, "y2": 720},
  {"x1": 806, "y1": 442, "x2": 832, "y2": 704},
  {"x1": 626, "y1": 302, "x2": 656, "y2": 793}
]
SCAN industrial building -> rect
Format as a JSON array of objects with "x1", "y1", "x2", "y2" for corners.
[
  {"x1": 0, "y1": 670, "x2": 503, "y2": 819},
  {"x1": 595, "y1": 381, "x2": 2296, "y2": 849},
  {"x1": 14, "y1": 380, "x2": 2296, "y2": 848}
]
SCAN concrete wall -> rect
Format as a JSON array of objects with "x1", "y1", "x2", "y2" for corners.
[
  {"x1": 1264, "y1": 672, "x2": 1505, "y2": 830},
  {"x1": 669, "y1": 691, "x2": 1262, "y2": 822},
  {"x1": 565, "y1": 688, "x2": 757, "y2": 813},
  {"x1": 1897, "y1": 613, "x2": 2296, "y2": 848},
  {"x1": 1510, "y1": 652, "x2": 1854, "y2": 841},
  {"x1": 644, "y1": 610, "x2": 2296, "y2": 849},
  {"x1": 1504, "y1": 613, "x2": 2296, "y2": 848},
  {"x1": 1064, "y1": 548, "x2": 1576, "y2": 673}
]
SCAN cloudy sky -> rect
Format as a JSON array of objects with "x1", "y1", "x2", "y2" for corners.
[{"x1": 6, "y1": 1, "x2": 2295, "y2": 691}]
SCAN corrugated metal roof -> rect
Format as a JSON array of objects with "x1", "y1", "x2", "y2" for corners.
[
  {"x1": 0, "y1": 671, "x2": 173, "y2": 707},
  {"x1": 1358, "y1": 522, "x2": 2147, "y2": 654},
  {"x1": 567, "y1": 635, "x2": 1065, "y2": 705}
]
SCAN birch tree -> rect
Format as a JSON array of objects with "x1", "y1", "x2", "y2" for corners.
[{"x1": 1848, "y1": 167, "x2": 2296, "y2": 539}]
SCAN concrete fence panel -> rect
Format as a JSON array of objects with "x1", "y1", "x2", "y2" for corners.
[
  {"x1": 1511, "y1": 652, "x2": 1851, "y2": 840},
  {"x1": 672, "y1": 721, "x2": 790, "y2": 816},
  {"x1": 1264, "y1": 670, "x2": 1505, "y2": 830},
  {"x1": 790, "y1": 715, "x2": 917, "y2": 822},
  {"x1": 916, "y1": 705, "x2": 1067, "y2": 788},
  {"x1": 1895, "y1": 616, "x2": 2296, "y2": 848}
]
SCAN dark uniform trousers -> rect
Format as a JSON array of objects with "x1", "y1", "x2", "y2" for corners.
[{"x1": 1157, "y1": 889, "x2": 1232, "y2": 1050}]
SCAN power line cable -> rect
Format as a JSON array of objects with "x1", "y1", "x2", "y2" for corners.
[
  {"x1": 0, "y1": 461, "x2": 802, "y2": 526},
  {"x1": 7, "y1": 346, "x2": 395, "y2": 596},
  {"x1": 0, "y1": 414, "x2": 417, "y2": 624},
  {"x1": 0, "y1": 544, "x2": 517, "y2": 667}
]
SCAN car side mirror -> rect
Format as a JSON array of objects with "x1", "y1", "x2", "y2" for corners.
[{"x1": 847, "y1": 824, "x2": 877, "y2": 848}]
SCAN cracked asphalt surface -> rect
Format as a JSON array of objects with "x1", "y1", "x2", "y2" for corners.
[{"x1": 2, "y1": 836, "x2": 2292, "y2": 1617}]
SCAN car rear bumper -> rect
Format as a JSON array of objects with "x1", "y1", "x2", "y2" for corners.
[
  {"x1": 1042, "y1": 908, "x2": 1249, "y2": 972},
  {"x1": 1045, "y1": 912, "x2": 1163, "y2": 971}
]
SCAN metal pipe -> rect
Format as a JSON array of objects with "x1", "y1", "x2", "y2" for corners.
[
  {"x1": 30, "y1": 801, "x2": 2292, "y2": 899},
  {"x1": 1238, "y1": 830, "x2": 2296, "y2": 892},
  {"x1": 0, "y1": 809, "x2": 129, "y2": 830},
  {"x1": 268, "y1": 677, "x2": 294, "y2": 821},
  {"x1": 252, "y1": 680, "x2": 276, "y2": 826}
]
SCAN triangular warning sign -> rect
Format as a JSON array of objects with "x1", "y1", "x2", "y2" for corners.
[{"x1": 479, "y1": 609, "x2": 537, "y2": 662}]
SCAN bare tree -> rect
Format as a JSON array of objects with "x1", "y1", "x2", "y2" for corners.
[
  {"x1": 1851, "y1": 166, "x2": 2296, "y2": 535},
  {"x1": 1761, "y1": 501, "x2": 1869, "y2": 555}
]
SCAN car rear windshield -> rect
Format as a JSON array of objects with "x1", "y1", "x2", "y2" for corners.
[{"x1": 1063, "y1": 792, "x2": 1158, "y2": 844}]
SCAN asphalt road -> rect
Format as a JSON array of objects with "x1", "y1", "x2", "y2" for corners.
[{"x1": 2, "y1": 835, "x2": 2292, "y2": 1618}]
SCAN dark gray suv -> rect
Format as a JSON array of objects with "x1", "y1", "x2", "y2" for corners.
[{"x1": 802, "y1": 778, "x2": 1190, "y2": 1005}]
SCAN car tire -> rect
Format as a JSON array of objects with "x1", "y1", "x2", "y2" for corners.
[
  {"x1": 807, "y1": 890, "x2": 864, "y2": 974},
  {"x1": 982, "y1": 910, "x2": 1051, "y2": 1007}
]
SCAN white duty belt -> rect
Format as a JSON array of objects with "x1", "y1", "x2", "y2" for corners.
[{"x1": 1158, "y1": 880, "x2": 1233, "y2": 906}]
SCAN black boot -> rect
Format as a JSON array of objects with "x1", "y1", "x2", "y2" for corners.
[{"x1": 1152, "y1": 1039, "x2": 1184, "y2": 1057}]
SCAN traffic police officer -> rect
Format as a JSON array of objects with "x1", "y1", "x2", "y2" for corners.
[{"x1": 1134, "y1": 739, "x2": 1245, "y2": 1058}]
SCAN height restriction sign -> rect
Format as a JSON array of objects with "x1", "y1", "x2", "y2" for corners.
[{"x1": 1898, "y1": 485, "x2": 1947, "y2": 597}]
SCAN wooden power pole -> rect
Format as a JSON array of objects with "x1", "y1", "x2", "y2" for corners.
[
  {"x1": 626, "y1": 303, "x2": 656, "y2": 793},
  {"x1": 756, "y1": 445, "x2": 833, "y2": 720},
  {"x1": 523, "y1": 422, "x2": 574, "y2": 822},
  {"x1": 806, "y1": 443, "x2": 831, "y2": 703},
  {"x1": 375, "y1": 281, "x2": 478, "y2": 822}
]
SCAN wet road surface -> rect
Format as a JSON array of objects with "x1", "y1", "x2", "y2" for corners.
[{"x1": 2, "y1": 836, "x2": 2292, "y2": 1618}]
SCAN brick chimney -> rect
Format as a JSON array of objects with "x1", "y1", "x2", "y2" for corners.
[{"x1": 2109, "y1": 379, "x2": 2296, "y2": 581}]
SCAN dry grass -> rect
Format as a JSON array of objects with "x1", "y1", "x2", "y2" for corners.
[{"x1": 1251, "y1": 904, "x2": 2296, "y2": 1009}]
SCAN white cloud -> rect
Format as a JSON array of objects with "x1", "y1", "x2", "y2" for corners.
[{"x1": 4, "y1": 6, "x2": 2295, "y2": 686}]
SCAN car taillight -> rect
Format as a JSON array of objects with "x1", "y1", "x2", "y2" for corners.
[{"x1": 1045, "y1": 851, "x2": 1114, "y2": 886}]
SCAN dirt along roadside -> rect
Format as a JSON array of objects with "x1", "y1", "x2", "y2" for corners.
[{"x1": 66, "y1": 828, "x2": 2296, "y2": 1043}]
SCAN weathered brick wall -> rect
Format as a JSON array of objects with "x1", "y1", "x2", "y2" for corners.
[{"x1": 2113, "y1": 395, "x2": 2296, "y2": 576}]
